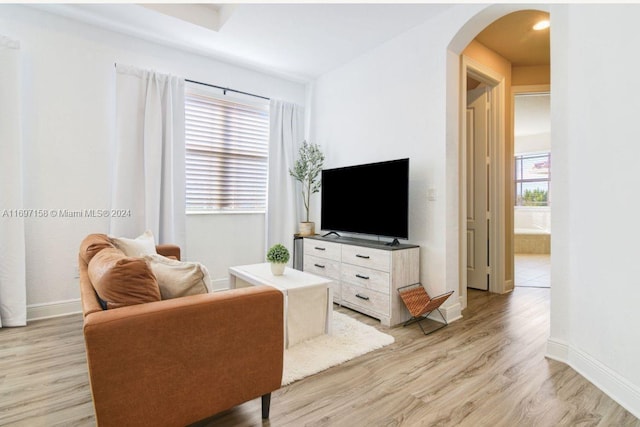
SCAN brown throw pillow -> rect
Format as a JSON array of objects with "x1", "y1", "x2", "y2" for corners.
[
  {"x1": 79, "y1": 234, "x2": 115, "y2": 265},
  {"x1": 88, "y1": 248, "x2": 161, "y2": 309}
]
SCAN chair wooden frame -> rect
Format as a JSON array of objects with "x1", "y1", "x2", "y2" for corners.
[{"x1": 397, "y1": 284, "x2": 454, "y2": 335}]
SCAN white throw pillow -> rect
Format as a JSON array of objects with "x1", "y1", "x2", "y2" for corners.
[
  {"x1": 144, "y1": 254, "x2": 211, "y2": 300},
  {"x1": 111, "y1": 230, "x2": 158, "y2": 257}
]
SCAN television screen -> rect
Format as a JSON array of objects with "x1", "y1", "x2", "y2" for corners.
[{"x1": 321, "y1": 158, "x2": 409, "y2": 240}]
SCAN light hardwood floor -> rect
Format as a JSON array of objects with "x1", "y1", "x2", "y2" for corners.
[{"x1": 1, "y1": 288, "x2": 638, "y2": 426}]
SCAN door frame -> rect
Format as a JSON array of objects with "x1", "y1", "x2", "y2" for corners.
[{"x1": 459, "y1": 55, "x2": 507, "y2": 308}]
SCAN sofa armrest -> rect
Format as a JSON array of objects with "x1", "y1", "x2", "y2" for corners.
[
  {"x1": 156, "y1": 244, "x2": 180, "y2": 260},
  {"x1": 83, "y1": 285, "x2": 283, "y2": 427}
]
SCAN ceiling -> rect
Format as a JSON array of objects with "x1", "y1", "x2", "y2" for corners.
[
  {"x1": 38, "y1": 3, "x2": 453, "y2": 82},
  {"x1": 37, "y1": 5, "x2": 549, "y2": 82},
  {"x1": 475, "y1": 10, "x2": 550, "y2": 66},
  {"x1": 474, "y1": 10, "x2": 551, "y2": 141}
]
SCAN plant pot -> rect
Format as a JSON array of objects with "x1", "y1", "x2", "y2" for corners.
[
  {"x1": 270, "y1": 262, "x2": 286, "y2": 276},
  {"x1": 298, "y1": 222, "x2": 315, "y2": 237}
]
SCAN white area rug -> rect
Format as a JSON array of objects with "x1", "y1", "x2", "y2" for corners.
[{"x1": 281, "y1": 310, "x2": 394, "y2": 386}]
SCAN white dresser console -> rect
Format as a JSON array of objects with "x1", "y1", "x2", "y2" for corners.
[{"x1": 303, "y1": 235, "x2": 419, "y2": 327}]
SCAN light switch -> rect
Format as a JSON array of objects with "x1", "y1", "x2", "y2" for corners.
[{"x1": 428, "y1": 188, "x2": 437, "y2": 201}]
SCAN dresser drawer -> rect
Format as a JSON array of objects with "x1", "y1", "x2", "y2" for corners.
[
  {"x1": 304, "y1": 239, "x2": 341, "y2": 261},
  {"x1": 341, "y1": 283, "x2": 389, "y2": 316},
  {"x1": 341, "y1": 263, "x2": 389, "y2": 294},
  {"x1": 327, "y1": 281, "x2": 341, "y2": 303},
  {"x1": 341, "y1": 245, "x2": 390, "y2": 271},
  {"x1": 304, "y1": 254, "x2": 340, "y2": 280}
]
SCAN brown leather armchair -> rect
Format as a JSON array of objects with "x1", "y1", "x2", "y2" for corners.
[{"x1": 78, "y1": 234, "x2": 283, "y2": 426}]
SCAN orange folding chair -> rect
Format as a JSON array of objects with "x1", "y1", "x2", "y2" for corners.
[{"x1": 397, "y1": 284, "x2": 454, "y2": 335}]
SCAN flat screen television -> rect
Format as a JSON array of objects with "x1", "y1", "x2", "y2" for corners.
[{"x1": 321, "y1": 158, "x2": 409, "y2": 241}]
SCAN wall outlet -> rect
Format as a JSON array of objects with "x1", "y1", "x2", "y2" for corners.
[{"x1": 427, "y1": 188, "x2": 437, "y2": 201}]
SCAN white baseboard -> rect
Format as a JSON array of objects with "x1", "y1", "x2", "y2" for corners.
[
  {"x1": 27, "y1": 299, "x2": 82, "y2": 322},
  {"x1": 505, "y1": 279, "x2": 514, "y2": 292},
  {"x1": 545, "y1": 337, "x2": 570, "y2": 362},
  {"x1": 546, "y1": 337, "x2": 640, "y2": 419},
  {"x1": 26, "y1": 278, "x2": 231, "y2": 322},
  {"x1": 441, "y1": 301, "x2": 462, "y2": 323},
  {"x1": 211, "y1": 277, "x2": 229, "y2": 291}
]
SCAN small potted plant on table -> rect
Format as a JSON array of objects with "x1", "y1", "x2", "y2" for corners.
[{"x1": 266, "y1": 243, "x2": 290, "y2": 276}]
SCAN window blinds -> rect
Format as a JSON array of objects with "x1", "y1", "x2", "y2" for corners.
[{"x1": 185, "y1": 91, "x2": 269, "y2": 212}]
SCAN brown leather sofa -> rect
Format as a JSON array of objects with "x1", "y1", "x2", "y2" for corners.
[{"x1": 78, "y1": 234, "x2": 284, "y2": 426}]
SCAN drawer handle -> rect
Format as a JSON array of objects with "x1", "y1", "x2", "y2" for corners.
[
  {"x1": 355, "y1": 274, "x2": 370, "y2": 280},
  {"x1": 355, "y1": 293, "x2": 370, "y2": 301},
  {"x1": 315, "y1": 247, "x2": 326, "y2": 251},
  {"x1": 356, "y1": 254, "x2": 370, "y2": 259},
  {"x1": 314, "y1": 263, "x2": 326, "y2": 269}
]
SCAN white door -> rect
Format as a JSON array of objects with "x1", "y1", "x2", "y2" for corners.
[{"x1": 466, "y1": 87, "x2": 490, "y2": 291}]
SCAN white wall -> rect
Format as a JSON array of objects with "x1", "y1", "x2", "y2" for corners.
[
  {"x1": 186, "y1": 214, "x2": 267, "y2": 289},
  {"x1": 547, "y1": 4, "x2": 640, "y2": 416},
  {"x1": 310, "y1": 1, "x2": 640, "y2": 418},
  {"x1": 310, "y1": 6, "x2": 485, "y2": 319},
  {"x1": 0, "y1": 5, "x2": 305, "y2": 315}
]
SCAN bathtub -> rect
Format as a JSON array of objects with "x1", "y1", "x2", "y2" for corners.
[{"x1": 514, "y1": 207, "x2": 550, "y2": 254}]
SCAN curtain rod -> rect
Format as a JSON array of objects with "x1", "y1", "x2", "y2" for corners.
[
  {"x1": 185, "y1": 79, "x2": 270, "y2": 101},
  {"x1": 113, "y1": 64, "x2": 270, "y2": 101}
]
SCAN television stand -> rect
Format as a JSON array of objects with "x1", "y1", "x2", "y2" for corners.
[
  {"x1": 385, "y1": 238, "x2": 401, "y2": 247},
  {"x1": 322, "y1": 231, "x2": 341, "y2": 238},
  {"x1": 301, "y1": 235, "x2": 419, "y2": 326}
]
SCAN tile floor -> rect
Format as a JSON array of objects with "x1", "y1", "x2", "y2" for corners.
[{"x1": 514, "y1": 253, "x2": 550, "y2": 288}]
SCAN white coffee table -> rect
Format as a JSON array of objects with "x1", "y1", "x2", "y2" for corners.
[{"x1": 229, "y1": 263, "x2": 333, "y2": 348}]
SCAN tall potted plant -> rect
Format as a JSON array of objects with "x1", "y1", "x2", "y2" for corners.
[{"x1": 289, "y1": 141, "x2": 324, "y2": 236}]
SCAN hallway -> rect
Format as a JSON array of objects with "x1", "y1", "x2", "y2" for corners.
[{"x1": 515, "y1": 254, "x2": 550, "y2": 288}]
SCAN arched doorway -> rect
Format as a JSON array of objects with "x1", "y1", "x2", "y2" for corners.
[{"x1": 445, "y1": 5, "x2": 551, "y2": 312}]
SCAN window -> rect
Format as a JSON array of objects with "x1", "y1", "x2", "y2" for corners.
[
  {"x1": 185, "y1": 87, "x2": 269, "y2": 213},
  {"x1": 515, "y1": 152, "x2": 551, "y2": 206}
]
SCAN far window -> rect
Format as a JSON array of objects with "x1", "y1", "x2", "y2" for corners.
[
  {"x1": 184, "y1": 86, "x2": 269, "y2": 213},
  {"x1": 515, "y1": 152, "x2": 550, "y2": 206}
]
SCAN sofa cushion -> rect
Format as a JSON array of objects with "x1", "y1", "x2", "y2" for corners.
[
  {"x1": 144, "y1": 254, "x2": 211, "y2": 300},
  {"x1": 88, "y1": 248, "x2": 161, "y2": 309},
  {"x1": 110, "y1": 230, "x2": 158, "y2": 257},
  {"x1": 80, "y1": 234, "x2": 115, "y2": 265}
]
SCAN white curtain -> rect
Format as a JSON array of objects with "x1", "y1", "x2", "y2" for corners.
[
  {"x1": 0, "y1": 36, "x2": 26, "y2": 327},
  {"x1": 267, "y1": 100, "x2": 305, "y2": 257},
  {"x1": 111, "y1": 64, "x2": 186, "y2": 249}
]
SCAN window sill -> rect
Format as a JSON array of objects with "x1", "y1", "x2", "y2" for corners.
[{"x1": 186, "y1": 211, "x2": 266, "y2": 216}]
